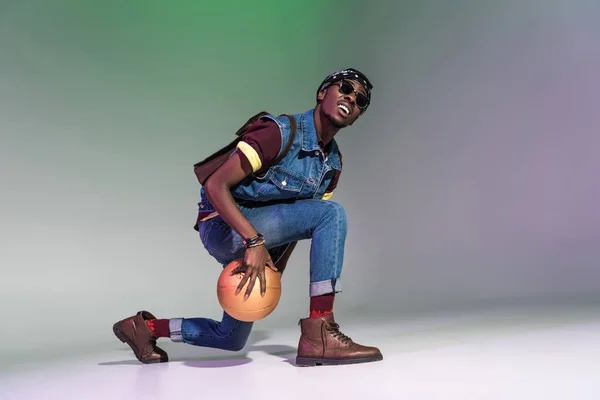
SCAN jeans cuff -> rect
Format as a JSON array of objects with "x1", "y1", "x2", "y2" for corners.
[
  {"x1": 310, "y1": 279, "x2": 342, "y2": 297},
  {"x1": 169, "y1": 318, "x2": 184, "y2": 342}
]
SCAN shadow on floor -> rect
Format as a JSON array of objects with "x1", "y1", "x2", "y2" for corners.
[{"x1": 99, "y1": 330, "x2": 297, "y2": 368}]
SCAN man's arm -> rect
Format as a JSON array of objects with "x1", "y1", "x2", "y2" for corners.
[
  {"x1": 203, "y1": 118, "x2": 283, "y2": 298},
  {"x1": 204, "y1": 118, "x2": 282, "y2": 239},
  {"x1": 203, "y1": 151, "x2": 258, "y2": 239}
]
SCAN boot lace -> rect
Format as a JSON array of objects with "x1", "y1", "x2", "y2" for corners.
[{"x1": 326, "y1": 323, "x2": 352, "y2": 343}]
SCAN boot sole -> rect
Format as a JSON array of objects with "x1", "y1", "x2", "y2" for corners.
[
  {"x1": 112, "y1": 322, "x2": 168, "y2": 364},
  {"x1": 295, "y1": 353, "x2": 383, "y2": 367}
]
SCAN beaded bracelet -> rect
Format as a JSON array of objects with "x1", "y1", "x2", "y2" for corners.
[
  {"x1": 246, "y1": 238, "x2": 265, "y2": 248},
  {"x1": 243, "y1": 233, "x2": 265, "y2": 248}
]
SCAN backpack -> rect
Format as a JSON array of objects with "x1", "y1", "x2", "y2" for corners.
[{"x1": 193, "y1": 111, "x2": 297, "y2": 186}]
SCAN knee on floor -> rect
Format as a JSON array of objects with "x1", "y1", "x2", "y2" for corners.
[
  {"x1": 183, "y1": 333, "x2": 250, "y2": 351},
  {"x1": 221, "y1": 334, "x2": 250, "y2": 352}
]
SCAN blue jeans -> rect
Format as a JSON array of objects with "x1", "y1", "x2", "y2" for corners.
[{"x1": 168, "y1": 199, "x2": 347, "y2": 351}]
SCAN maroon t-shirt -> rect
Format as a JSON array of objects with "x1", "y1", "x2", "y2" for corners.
[
  {"x1": 241, "y1": 119, "x2": 342, "y2": 179},
  {"x1": 196, "y1": 118, "x2": 342, "y2": 222}
]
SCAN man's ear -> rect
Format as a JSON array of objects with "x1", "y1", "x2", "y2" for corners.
[{"x1": 316, "y1": 89, "x2": 326, "y2": 102}]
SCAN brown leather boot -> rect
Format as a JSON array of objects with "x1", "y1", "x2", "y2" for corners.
[
  {"x1": 296, "y1": 313, "x2": 383, "y2": 366},
  {"x1": 112, "y1": 310, "x2": 169, "y2": 364}
]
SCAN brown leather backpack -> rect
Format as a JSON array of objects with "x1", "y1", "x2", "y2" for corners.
[{"x1": 193, "y1": 112, "x2": 297, "y2": 185}]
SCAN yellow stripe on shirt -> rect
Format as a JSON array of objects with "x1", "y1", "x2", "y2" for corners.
[{"x1": 236, "y1": 141, "x2": 262, "y2": 173}]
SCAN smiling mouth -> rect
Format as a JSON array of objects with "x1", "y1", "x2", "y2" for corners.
[{"x1": 337, "y1": 104, "x2": 350, "y2": 116}]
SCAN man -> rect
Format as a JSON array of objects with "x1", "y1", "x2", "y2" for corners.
[{"x1": 113, "y1": 68, "x2": 383, "y2": 367}]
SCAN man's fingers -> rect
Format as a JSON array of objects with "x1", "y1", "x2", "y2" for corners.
[
  {"x1": 259, "y1": 268, "x2": 267, "y2": 297},
  {"x1": 231, "y1": 266, "x2": 245, "y2": 276},
  {"x1": 235, "y1": 264, "x2": 250, "y2": 294},
  {"x1": 265, "y1": 254, "x2": 277, "y2": 272},
  {"x1": 267, "y1": 260, "x2": 278, "y2": 272},
  {"x1": 233, "y1": 260, "x2": 248, "y2": 292},
  {"x1": 244, "y1": 270, "x2": 258, "y2": 300},
  {"x1": 236, "y1": 272, "x2": 249, "y2": 295}
]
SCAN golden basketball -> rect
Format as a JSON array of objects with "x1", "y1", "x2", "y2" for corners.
[{"x1": 217, "y1": 258, "x2": 282, "y2": 322}]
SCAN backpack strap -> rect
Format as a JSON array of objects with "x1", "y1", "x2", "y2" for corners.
[
  {"x1": 273, "y1": 114, "x2": 297, "y2": 165},
  {"x1": 193, "y1": 112, "x2": 297, "y2": 185},
  {"x1": 235, "y1": 111, "x2": 270, "y2": 137}
]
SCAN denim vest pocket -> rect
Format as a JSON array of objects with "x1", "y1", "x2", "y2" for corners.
[
  {"x1": 255, "y1": 168, "x2": 305, "y2": 199},
  {"x1": 271, "y1": 168, "x2": 304, "y2": 192}
]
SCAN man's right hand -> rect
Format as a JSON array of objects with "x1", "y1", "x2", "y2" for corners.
[{"x1": 234, "y1": 245, "x2": 278, "y2": 300}]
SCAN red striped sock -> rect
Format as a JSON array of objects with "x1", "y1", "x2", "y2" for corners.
[
  {"x1": 309, "y1": 293, "x2": 335, "y2": 318},
  {"x1": 146, "y1": 319, "x2": 170, "y2": 338}
]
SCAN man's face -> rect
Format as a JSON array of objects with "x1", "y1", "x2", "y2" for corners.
[{"x1": 318, "y1": 79, "x2": 369, "y2": 128}]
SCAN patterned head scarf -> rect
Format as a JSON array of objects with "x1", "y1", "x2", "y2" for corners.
[{"x1": 317, "y1": 68, "x2": 373, "y2": 112}]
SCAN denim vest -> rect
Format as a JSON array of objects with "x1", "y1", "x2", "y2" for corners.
[{"x1": 197, "y1": 108, "x2": 342, "y2": 213}]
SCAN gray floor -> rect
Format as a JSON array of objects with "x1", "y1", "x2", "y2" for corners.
[{"x1": 1, "y1": 304, "x2": 599, "y2": 399}]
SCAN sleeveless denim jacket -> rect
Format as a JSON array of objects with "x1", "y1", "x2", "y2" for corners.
[{"x1": 197, "y1": 108, "x2": 342, "y2": 214}]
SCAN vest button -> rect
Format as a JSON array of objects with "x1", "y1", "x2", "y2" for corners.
[{"x1": 309, "y1": 177, "x2": 314, "y2": 182}]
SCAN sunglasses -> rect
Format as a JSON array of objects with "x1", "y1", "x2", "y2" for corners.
[{"x1": 337, "y1": 80, "x2": 370, "y2": 109}]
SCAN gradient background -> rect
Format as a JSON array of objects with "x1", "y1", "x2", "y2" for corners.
[{"x1": 1, "y1": 0, "x2": 599, "y2": 362}]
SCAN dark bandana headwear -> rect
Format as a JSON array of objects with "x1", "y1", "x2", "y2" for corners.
[{"x1": 317, "y1": 68, "x2": 373, "y2": 110}]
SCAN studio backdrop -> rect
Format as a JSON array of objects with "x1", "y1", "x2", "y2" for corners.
[{"x1": 1, "y1": 0, "x2": 599, "y2": 359}]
